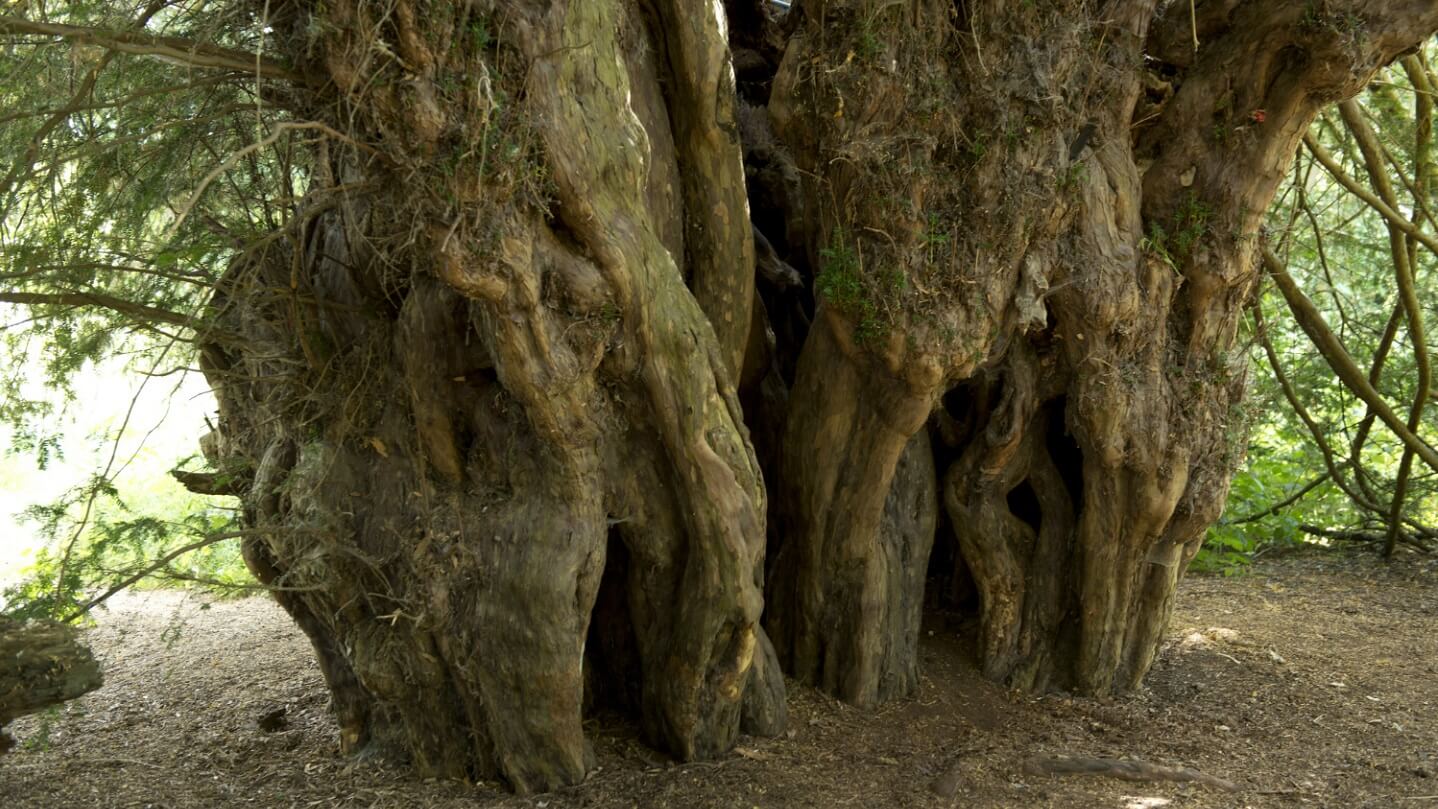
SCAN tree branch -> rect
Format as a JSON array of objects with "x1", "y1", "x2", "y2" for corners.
[
  {"x1": 163, "y1": 122, "x2": 379, "y2": 245},
  {"x1": 1262, "y1": 247, "x2": 1438, "y2": 474},
  {"x1": 1300, "y1": 524, "x2": 1434, "y2": 552},
  {"x1": 61, "y1": 530, "x2": 254, "y2": 622},
  {"x1": 0, "y1": 291, "x2": 195, "y2": 329},
  {"x1": 1336, "y1": 96, "x2": 1433, "y2": 556},
  {"x1": 1251, "y1": 302, "x2": 1391, "y2": 521},
  {"x1": 1226, "y1": 473, "x2": 1331, "y2": 525},
  {"x1": 0, "y1": 15, "x2": 306, "y2": 84},
  {"x1": 170, "y1": 468, "x2": 249, "y2": 496},
  {"x1": 1303, "y1": 133, "x2": 1438, "y2": 259}
]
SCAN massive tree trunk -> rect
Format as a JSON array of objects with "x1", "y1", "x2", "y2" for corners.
[
  {"x1": 764, "y1": 0, "x2": 1438, "y2": 698},
  {"x1": 185, "y1": 0, "x2": 1438, "y2": 793},
  {"x1": 199, "y1": 0, "x2": 784, "y2": 793}
]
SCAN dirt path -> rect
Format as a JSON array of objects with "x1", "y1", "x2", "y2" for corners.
[{"x1": 3, "y1": 550, "x2": 1436, "y2": 808}]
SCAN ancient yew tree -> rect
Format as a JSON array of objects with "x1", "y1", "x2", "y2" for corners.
[{"x1": 3, "y1": 0, "x2": 1437, "y2": 794}]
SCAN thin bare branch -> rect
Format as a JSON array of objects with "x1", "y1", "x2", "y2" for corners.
[
  {"x1": 1303, "y1": 133, "x2": 1438, "y2": 258},
  {"x1": 61, "y1": 529, "x2": 258, "y2": 622},
  {"x1": 1226, "y1": 473, "x2": 1331, "y2": 525}
]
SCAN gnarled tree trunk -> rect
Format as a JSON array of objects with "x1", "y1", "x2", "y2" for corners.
[
  {"x1": 184, "y1": 0, "x2": 1438, "y2": 794},
  {"x1": 762, "y1": 0, "x2": 1438, "y2": 698},
  {"x1": 199, "y1": 0, "x2": 785, "y2": 793}
]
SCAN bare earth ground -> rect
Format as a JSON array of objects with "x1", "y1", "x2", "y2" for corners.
[{"x1": 3, "y1": 549, "x2": 1436, "y2": 809}]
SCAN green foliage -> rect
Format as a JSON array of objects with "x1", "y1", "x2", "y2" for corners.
[
  {"x1": 0, "y1": 4, "x2": 276, "y2": 617},
  {"x1": 922, "y1": 212, "x2": 950, "y2": 261},
  {"x1": 1146, "y1": 192, "x2": 1213, "y2": 262},
  {"x1": 1, "y1": 461, "x2": 242, "y2": 620},
  {"x1": 0, "y1": 3, "x2": 292, "y2": 436},
  {"x1": 816, "y1": 230, "x2": 885, "y2": 343},
  {"x1": 1141, "y1": 192, "x2": 1215, "y2": 297},
  {"x1": 1171, "y1": 193, "x2": 1214, "y2": 254},
  {"x1": 1195, "y1": 53, "x2": 1438, "y2": 571},
  {"x1": 963, "y1": 132, "x2": 989, "y2": 162},
  {"x1": 855, "y1": 28, "x2": 882, "y2": 62},
  {"x1": 1140, "y1": 226, "x2": 1179, "y2": 272},
  {"x1": 1195, "y1": 460, "x2": 1321, "y2": 575},
  {"x1": 468, "y1": 17, "x2": 493, "y2": 51},
  {"x1": 1059, "y1": 160, "x2": 1088, "y2": 191}
]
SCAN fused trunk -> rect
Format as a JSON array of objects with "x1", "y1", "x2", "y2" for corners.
[
  {"x1": 767, "y1": 310, "x2": 939, "y2": 705},
  {"x1": 198, "y1": 0, "x2": 783, "y2": 792},
  {"x1": 182, "y1": 0, "x2": 1438, "y2": 793},
  {"x1": 762, "y1": 0, "x2": 1438, "y2": 697}
]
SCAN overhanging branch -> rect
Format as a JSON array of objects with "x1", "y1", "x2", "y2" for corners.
[
  {"x1": 1261, "y1": 247, "x2": 1438, "y2": 475},
  {"x1": 0, "y1": 15, "x2": 306, "y2": 85},
  {"x1": 0, "y1": 290, "x2": 196, "y2": 329},
  {"x1": 61, "y1": 529, "x2": 256, "y2": 622}
]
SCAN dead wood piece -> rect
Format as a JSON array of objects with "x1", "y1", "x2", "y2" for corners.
[
  {"x1": 1301, "y1": 524, "x2": 1434, "y2": 552},
  {"x1": 0, "y1": 617, "x2": 104, "y2": 753},
  {"x1": 170, "y1": 468, "x2": 250, "y2": 496},
  {"x1": 1022, "y1": 755, "x2": 1241, "y2": 792}
]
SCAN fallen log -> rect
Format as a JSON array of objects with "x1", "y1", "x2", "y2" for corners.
[
  {"x1": 0, "y1": 616, "x2": 103, "y2": 753},
  {"x1": 1300, "y1": 524, "x2": 1435, "y2": 552}
]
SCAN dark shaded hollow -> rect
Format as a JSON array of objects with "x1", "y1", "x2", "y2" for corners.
[{"x1": 584, "y1": 529, "x2": 642, "y2": 718}]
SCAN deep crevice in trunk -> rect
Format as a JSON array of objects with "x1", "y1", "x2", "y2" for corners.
[
  {"x1": 170, "y1": 0, "x2": 1438, "y2": 795},
  {"x1": 585, "y1": 529, "x2": 642, "y2": 717}
]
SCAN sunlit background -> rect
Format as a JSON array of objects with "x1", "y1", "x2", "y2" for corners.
[{"x1": 0, "y1": 350, "x2": 214, "y2": 587}]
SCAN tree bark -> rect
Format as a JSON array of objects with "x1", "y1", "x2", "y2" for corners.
[
  {"x1": 0, "y1": 617, "x2": 103, "y2": 754},
  {"x1": 175, "y1": 0, "x2": 1438, "y2": 793},
  {"x1": 768, "y1": 309, "x2": 938, "y2": 704},
  {"x1": 761, "y1": 0, "x2": 1438, "y2": 698},
  {"x1": 196, "y1": 0, "x2": 784, "y2": 793}
]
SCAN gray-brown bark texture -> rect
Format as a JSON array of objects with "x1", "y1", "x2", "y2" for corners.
[
  {"x1": 764, "y1": 0, "x2": 1438, "y2": 698},
  {"x1": 0, "y1": 617, "x2": 102, "y2": 754},
  {"x1": 190, "y1": 0, "x2": 1438, "y2": 793}
]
